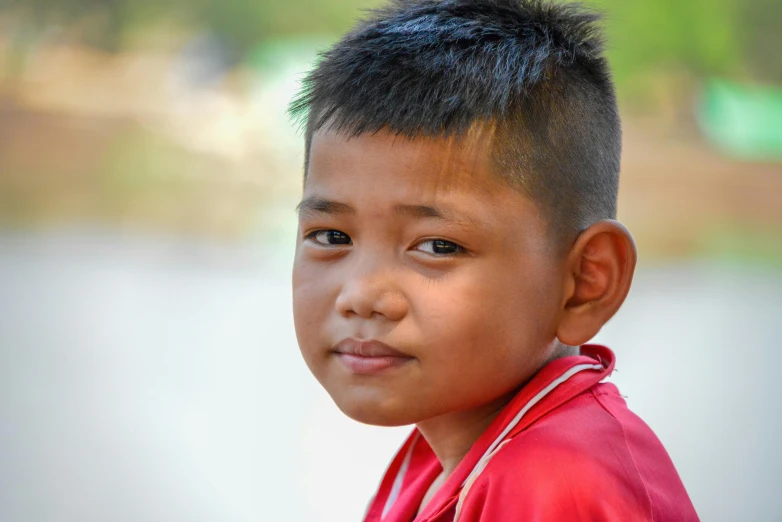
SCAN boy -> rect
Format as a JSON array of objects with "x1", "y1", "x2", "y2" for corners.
[{"x1": 290, "y1": 0, "x2": 698, "y2": 520}]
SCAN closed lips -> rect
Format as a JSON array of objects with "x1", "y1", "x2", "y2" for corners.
[{"x1": 334, "y1": 338, "x2": 412, "y2": 359}]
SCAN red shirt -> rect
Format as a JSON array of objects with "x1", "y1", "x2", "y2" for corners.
[{"x1": 363, "y1": 345, "x2": 699, "y2": 521}]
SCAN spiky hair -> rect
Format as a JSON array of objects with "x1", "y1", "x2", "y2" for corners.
[{"x1": 290, "y1": 0, "x2": 622, "y2": 246}]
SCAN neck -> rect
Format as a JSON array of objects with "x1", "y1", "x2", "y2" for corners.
[
  {"x1": 416, "y1": 342, "x2": 579, "y2": 477},
  {"x1": 416, "y1": 389, "x2": 517, "y2": 477}
]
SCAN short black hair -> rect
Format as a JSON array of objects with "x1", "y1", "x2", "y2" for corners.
[{"x1": 289, "y1": 0, "x2": 621, "y2": 248}]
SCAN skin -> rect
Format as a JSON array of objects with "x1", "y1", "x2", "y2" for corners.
[{"x1": 292, "y1": 127, "x2": 636, "y2": 509}]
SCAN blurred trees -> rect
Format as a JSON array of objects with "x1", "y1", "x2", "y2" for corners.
[
  {"x1": 1, "y1": 0, "x2": 780, "y2": 99},
  {"x1": 736, "y1": 0, "x2": 782, "y2": 83},
  {"x1": 1, "y1": 0, "x2": 380, "y2": 59},
  {"x1": 591, "y1": 0, "x2": 782, "y2": 88}
]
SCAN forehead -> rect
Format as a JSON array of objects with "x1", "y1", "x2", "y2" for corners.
[{"x1": 306, "y1": 128, "x2": 507, "y2": 199}]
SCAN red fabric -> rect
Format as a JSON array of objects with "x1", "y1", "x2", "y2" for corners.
[{"x1": 363, "y1": 345, "x2": 699, "y2": 522}]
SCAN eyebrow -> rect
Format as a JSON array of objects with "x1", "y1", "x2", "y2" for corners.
[
  {"x1": 296, "y1": 197, "x2": 487, "y2": 230},
  {"x1": 394, "y1": 204, "x2": 442, "y2": 220},
  {"x1": 393, "y1": 203, "x2": 477, "y2": 227},
  {"x1": 296, "y1": 197, "x2": 356, "y2": 217}
]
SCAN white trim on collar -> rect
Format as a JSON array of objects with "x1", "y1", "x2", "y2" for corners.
[{"x1": 382, "y1": 433, "x2": 421, "y2": 519}]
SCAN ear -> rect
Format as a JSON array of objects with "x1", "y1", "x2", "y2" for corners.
[{"x1": 556, "y1": 220, "x2": 637, "y2": 346}]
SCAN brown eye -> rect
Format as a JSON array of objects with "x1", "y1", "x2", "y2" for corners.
[
  {"x1": 309, "y1": 230, "x2": 352, "y2": 246},
  {"x1": 415, "y1": 239, "x2": 462, "y2": 255}
]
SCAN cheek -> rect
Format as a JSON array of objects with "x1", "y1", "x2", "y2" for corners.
[
  {"x1": 292, "y1": 260, "x2": 332, "y2": 348},
  {"x1": 491, "y1": 266, "x2": 561, "y2": 345},
  {"x1": 416, "y1": 261, "x2": 558, "y2": 366},
  {"x1": 412, "y1": 273, "x2": 501, "y2": 362}
]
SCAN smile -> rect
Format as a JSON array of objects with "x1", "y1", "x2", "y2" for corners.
[{"x1": 333, "y1": 338, "x2": 414, "y2": 375}]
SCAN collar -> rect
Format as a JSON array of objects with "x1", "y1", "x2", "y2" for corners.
[{"x1": 376, "y1": 344, "x2": 615, "y2": 521}]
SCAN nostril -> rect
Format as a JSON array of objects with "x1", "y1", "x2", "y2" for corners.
[
  {"x1": 335, "y1": 280, "x2": 408, "y2": 321},
  {"x1": 376, "y1": 291, "x2": 409, "y2": 322},
  {"x1": 335, "y1": 283, "x2": 375, "y2": 319}
]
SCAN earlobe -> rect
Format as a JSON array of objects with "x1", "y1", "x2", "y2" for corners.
[{"x1": 556, "y1": 220, "x2": 637, "y2": 346}]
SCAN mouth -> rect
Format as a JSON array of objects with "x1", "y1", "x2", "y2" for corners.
[{"x1": 332, "y1": 338, "x2": 414, "y2": 375}]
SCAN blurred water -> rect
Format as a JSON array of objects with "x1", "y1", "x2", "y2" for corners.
[{"x1": 0, "y1": 229, "x2": 780, "y2": 522}]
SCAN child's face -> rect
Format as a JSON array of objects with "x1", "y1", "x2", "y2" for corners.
[{"x1": 293, "y1": 129, "x2": 566, "y2": 426}]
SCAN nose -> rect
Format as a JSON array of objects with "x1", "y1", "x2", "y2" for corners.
[{"x1": 335, "y1": 261, "x2": 408, "y2": 322}]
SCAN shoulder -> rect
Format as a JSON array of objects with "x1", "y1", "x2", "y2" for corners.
[
  {"x1": 456, "y1": 385, "x2": 699, "y2": 521},
  {"x1": 458, "y1": 388, "x2": 656, "y2": 521}
]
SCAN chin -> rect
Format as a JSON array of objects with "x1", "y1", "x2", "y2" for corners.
[{"x1": 332, "y1": 395, "x2": 420, "y2": 427}]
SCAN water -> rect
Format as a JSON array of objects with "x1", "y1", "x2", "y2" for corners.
[{"x1": 1, "y1": 229, "x2": 780, "y2": 521}]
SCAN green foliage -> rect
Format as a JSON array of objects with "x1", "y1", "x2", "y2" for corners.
[
  {"x1": 587, "y1": 0, "x2": 743, "y2": 79},
  {"x1": 735, "y1": 0, "x2": 782, "y2": 83},
  {"x1": 4, "y1": 0, "x2": 172, "y2": 51},
  {"x1": 186, "y1": 0, "x2": 383, "y2": 56}
]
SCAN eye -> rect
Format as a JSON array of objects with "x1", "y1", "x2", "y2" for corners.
[
  {"x1": 414, "y1": 239, "x2": 463, "y2": 256},
  {"x1": 306, "y1": 229, "x2": 352, "y2": 246}
]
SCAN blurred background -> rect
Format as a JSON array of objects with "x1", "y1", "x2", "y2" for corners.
[{"x1": 0, "y1": 0, "x2": 780, "y2": 520}]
